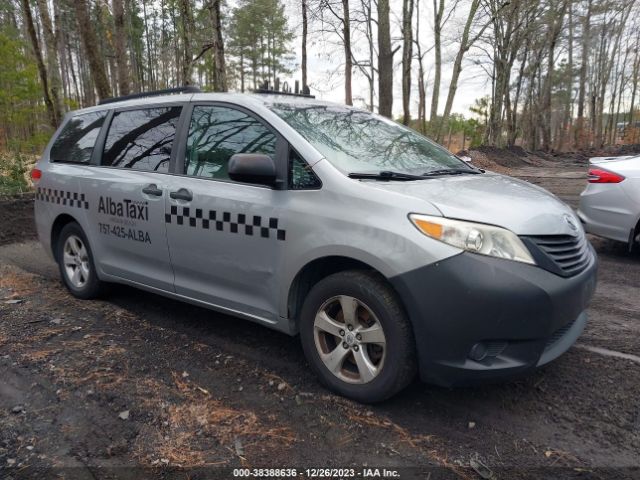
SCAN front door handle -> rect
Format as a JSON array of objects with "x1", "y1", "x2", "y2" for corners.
[
  {"x1": 169, "y1": 188, "x2": 193, "y2": 202},
  {"x1": 142, "y1": 184, "x2": 163, "y2": 196}
]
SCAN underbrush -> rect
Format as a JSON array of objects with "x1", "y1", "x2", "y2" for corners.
[{"x1": 0, "y1": 151, "x2": 37, "y2": 196}]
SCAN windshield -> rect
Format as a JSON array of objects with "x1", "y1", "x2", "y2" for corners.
[{"x1": 268, "y1": 104, "x2": 471, "y2": 175}]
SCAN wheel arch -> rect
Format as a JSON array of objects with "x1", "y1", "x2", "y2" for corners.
[
  {"x1": 50, "y1": 213, "x2": 80, "y2": 261},
  {"x1": 286, "y1": 255, "x2": 401, "y2": 333},
  {"x1": 631, "y1": 214, "x2": 640, "y2": 251}
]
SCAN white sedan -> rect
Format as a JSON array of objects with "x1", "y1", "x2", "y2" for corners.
[{"x1": 578, "y1": 155, "x2": 640, "y2": 250}]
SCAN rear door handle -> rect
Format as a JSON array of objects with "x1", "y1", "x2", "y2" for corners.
[
  {"x1": 169, "y1": 188, "x2": 193, "y2": 202},
  {"x1": 142, "y1": 184, "x2": 163, "y2": 196}
]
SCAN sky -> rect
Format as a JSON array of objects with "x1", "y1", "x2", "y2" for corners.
[{"x1": 279, "y1": 0, "x2": 493, "y2": 118}]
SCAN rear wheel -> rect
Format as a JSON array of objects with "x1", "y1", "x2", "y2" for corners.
[
  {"x1": 56, "y1": 222, "x2": 105, "y2": 299},
  {"x1": 299, "y1": 270, "x2": 416, "y2": 403}
]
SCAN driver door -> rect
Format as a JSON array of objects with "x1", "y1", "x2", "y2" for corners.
[{"x1": 164, "y1": 104, "x2": 288, "y2": 321}]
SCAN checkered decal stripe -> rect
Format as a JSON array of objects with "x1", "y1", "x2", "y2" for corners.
[
  {"x1": 35, "y1": 188, "x2": 89, "y2": 209},
  {"x1": 165, "y1": 207, "x2": 286, "y2": 241}
]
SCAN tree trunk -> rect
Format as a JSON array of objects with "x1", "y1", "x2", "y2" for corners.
[
  {"x1": 54, "y1": 1, "x2": 69, "y2": 102},
  {"x1": 20, "y1": 0, "x2": 58, "y2": 127},
  {"x1": 415, "y1": 0, "x2": 426, "y2": 132},
  {"x1": 401, "y1": 0, "x2": 414, "y2": 125},
  {"x1": 179, "y1": 0, "x2": 194, "y2": 85},
  {"x1": 429, "y1": 0, "x2": 444, "y2": 123},
  {"x1": 302, "y1": 0, "x2": 308, "y2": 88},
  {"x1": 575, "y1": 0, "x2": 592, "y2": 147},
  {"x1": 74, "y1": 0, "x2": 111, "y2": 100},
  {"x1": 209, "y1": 0, "x2": 227, "y2": 91},
  {"x1": 377, "y1": 0, "x2": 392, "y2": 117},
  {"x1": 342, "y1": 0, "x2": 353, "y2": 105},
  {"x1": 35, "y1": 0, "x2": 64, "y2": 123},
  {"x1": 558, "y1": 1, "x2": 574, "y2": 150},
  {"x1": 240, "y1": 51, "x2": 245, "y2": 92},
  {"x1": 112, "y1": 0, "x2": 130, "y2": 95},
  {"x1": 542, "y1": 0, "x2": 567, "y2": 151},
  {"x1": 437, "y1": 0, "x2": 481, "y2": 141}
]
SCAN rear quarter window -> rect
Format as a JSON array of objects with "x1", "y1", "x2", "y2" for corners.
[
  {"x1": 102, "y1": 107, "x2": 182, "y2": 172},
  {"x1": 50, "y1": 111, "x2": 108, "y2": 163}
]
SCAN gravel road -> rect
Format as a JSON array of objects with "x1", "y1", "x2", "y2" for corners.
[{"x1": 0, "y1": 164, "x2": 638, "y2": 479}]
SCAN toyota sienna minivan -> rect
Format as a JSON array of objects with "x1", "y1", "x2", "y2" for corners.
[{"x1": 32, "y1": 87, "x2": 598, "y2": 402}]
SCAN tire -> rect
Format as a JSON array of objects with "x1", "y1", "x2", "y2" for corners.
[
  {"x1": 299, "y1": 270, "x2": 416, "y2": 403},
  {"x1": 56, "y1": 222, "x2": 105, "y2": 299}
]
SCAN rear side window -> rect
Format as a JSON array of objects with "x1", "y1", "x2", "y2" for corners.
[
  {"x1": 50, "y1": 111, "x2": 107, "y2": 163},
  {"x1": 102, "y1": 107, "x2": 182, "y2": 172},
  {"x1": 185, "y1": 106, "x2": 277, "y2": 180}
]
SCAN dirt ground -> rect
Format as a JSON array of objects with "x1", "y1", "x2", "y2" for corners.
[
  {"x1": 0, "y1": 194, "x2": 37, "y2": 246},
  {"x1": 0, "y1": 158, "x2": 639, "y2": 479}
]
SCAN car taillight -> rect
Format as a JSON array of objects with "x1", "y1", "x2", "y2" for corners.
[
  {"x1": 588, "y1": 167, "x2": 624, "y2": 183},
  {"x1": 30, "y1": 168, "x2": 42, "y2": 182}
]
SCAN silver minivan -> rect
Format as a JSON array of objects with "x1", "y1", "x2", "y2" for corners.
[{"x1": 33, "y1": 88, "x2": 598, "y2": 402}]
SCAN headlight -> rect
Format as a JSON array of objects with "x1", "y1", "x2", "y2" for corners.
[{"x1": 409, "y1": 214, "x2": 536, "y2": 265}]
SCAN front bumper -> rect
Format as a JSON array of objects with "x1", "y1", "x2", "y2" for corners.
[{"x1": 390, "y1": 246, "x2": 598, "y2": 386}]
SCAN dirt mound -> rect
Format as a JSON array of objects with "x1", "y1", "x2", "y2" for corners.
[
  {"x1": 458, "y1": 146, "x2": 602, "y2": 171},
  {"x1": 595, "y1": 144, "x2": 640, "y2": 157},
  {"x1": 457, "y1": 146, "x2": 551, "y2": 173}
]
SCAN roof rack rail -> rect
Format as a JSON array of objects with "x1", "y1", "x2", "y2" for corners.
[
  {"x1": 254, "y1": 79, "x2": 315, "y2": 98},
  {"x1": 98, "y1": 85, "x2": 202, "y2": 105}
]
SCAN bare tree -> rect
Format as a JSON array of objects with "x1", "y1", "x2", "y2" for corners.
[
  {"x1": 429, "y1": 0, "x2": 445, "y2": 122},
  {"x1": 112, "y1": 0, "x2": 130, "y2": 95},
  {"x1": 20, "y1": 0, "x2": 58, "y2": 126},
  {"x1": 378, "y1": 0, "x2": 393, "y2": 117},
  {"x1": 401, "y1": 0, "x2": 414, "y2": 125},
  {"x1": 209, "y1": 0, "x2": 227, "y2": 91},
  {"x1": 541, "y1": 0, "x2": 568, "y2": 151},
  {"x1": 35, "y1": 0, "x2": 64, "y2": 121},
  {"x1": 437, "y1": 0, "x2": 497, "y2": 141},
  {"x1": 342, "y1": 0, "x2": 353, "y2": 104},
  {"x1": 414, "y1": 0, "x2": 428, "y2": 131},
  {"x1": 73, "y1": 0, "x2": 111, "y2": 100},
  {"x1": 302, "y1": 0, "x2": 308, "y2": 87},
  {"x1": 575, "y1": 0, "x2": 593, "y2": 147},
  {"x1": 179, "y1": 0, "x2": 195, "y2": 85}
]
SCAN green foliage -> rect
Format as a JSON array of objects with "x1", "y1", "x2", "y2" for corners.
[
  {"x1": 0, "y1": 152, "x2": 30, "y2": 195},
  {"x1": 227, "y1": 0, "x2": 294, "y2": 90},
  {"x1": 446, "y1": 114, "x2": 484, "y2": 148},
  {"x1": 469, "y1": 96, "x2": 490, "y2": 125},
  {"x1": 0, "y1": 29, "x2": 48, "y2": 152},
  {"x1": 407, "y1": 113, "x2": 484, "y2": 149}
]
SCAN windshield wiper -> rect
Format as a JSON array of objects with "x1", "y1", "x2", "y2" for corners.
[
  {"x1": 348, "y1": 170, "x2": 426, "y2": 181},
  {"x1": 422, "y1": 168, "x2": 481, "y2": 177}
]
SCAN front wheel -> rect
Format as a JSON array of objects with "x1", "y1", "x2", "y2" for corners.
[
  {"x1": 56, "y1": 222, "x2": 105, "y2": 299},
  {"x1": 299, "y1": 271, "x2": 416, "y2": 403}
]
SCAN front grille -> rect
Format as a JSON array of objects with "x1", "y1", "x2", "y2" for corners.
[{"x1": 523, "y1": 234, "x2": 591, "y2": 277}]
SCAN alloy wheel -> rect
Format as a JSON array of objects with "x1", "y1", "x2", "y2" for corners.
[
  {"x1": 63, "y1": 235, "x2": 90, "y2": 289},
  {"x1": 313, "y1": 295, "x2": 387, "y2": 384}
]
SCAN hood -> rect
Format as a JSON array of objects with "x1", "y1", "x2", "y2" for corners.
[{"x1": 367, "y1": 173, "x2": 580, "y2": 236}]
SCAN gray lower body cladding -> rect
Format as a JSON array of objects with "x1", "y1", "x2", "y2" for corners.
[{"x1": 390, "y1": 248, "x2": 598, "y2": 386}]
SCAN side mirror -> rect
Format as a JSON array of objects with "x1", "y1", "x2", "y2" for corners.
[{"x1": 228, "y1": 153, "x2": 277, "y2": 186}]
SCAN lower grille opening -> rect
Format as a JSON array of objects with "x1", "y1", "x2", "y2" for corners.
[{"x1": 469, "y1": 341, "x2": 508, "y2": 362}]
